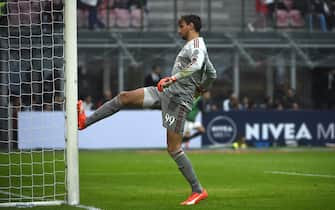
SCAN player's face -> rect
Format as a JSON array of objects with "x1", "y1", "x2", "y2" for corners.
[{"x1": 178, "y1": 20, "x2": 192, "y2": 40}]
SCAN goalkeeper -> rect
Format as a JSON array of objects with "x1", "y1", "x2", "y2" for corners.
[{"x1": 77, "y1": 14, "x2": 217, "y2": 205}]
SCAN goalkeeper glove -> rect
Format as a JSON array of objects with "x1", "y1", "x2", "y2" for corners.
[{"x1": 157, "y1": 76, "x2": 177, "y2": 92}]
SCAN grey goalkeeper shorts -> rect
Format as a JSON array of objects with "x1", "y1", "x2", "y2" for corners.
[{"x1": 143, "y1": 86, "x2": 188, "y2": 135}]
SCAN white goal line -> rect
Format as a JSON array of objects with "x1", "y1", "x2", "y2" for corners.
[
  {"x1": 0, "y1": 190, "x2": 101, "y2": 210},
  {"x1": 75, "y1": 204, "x2": 102, "y2": 210}
]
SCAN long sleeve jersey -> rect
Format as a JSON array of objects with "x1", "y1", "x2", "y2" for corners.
[{"x1": 164, "y1": 37, "x2": 217, "y2": 110}]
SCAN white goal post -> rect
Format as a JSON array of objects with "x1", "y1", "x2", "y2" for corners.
[
  {"x1": 0, "y1": 0, "x2": 79, "y2": 207},
  {"x1": 64, "y1": 0, "x2": 79, "y2": 206}
]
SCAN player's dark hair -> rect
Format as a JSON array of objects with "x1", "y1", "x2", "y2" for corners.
[{"x1": 179, "y1": 15, "x2": 202, "y2": 32}]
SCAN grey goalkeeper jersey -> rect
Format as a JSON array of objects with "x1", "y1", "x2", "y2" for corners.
[{"x1": 164, "y1": 37, "x2": 217, "y2": 110}]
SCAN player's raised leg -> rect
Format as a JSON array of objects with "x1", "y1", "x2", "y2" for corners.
[
  {"x1": 78, "y1": 88, "x2": 145, "y2": 130},
  {"x1": 167, "y1": 129, "x2": 208, "y2": 205}
]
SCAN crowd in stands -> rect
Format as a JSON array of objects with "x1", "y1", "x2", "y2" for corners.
[
  {"x1": 77, "y1": 0, "x2": 335, "y2": 32},
  {"x1": 1, "y1": 0, "x2": 63, "y2": 27},
  {"x1": 80, "y1": 83, "x2": 303, "y2": 113},
  {"x1": 78, "y1": 0, "x2": 148, "y2": 30},
  {"x1": 9, "y1": 66, "x2": 64, "y2": 112},
  {"x1": 249, "y1": 0, "x2": 335, "y2": 32},
  {"x1": 1, "y1": 0, "x2": 335, "y2": 32},
  {"x1": 1, "y1": 0, "x2": 148, "y2": 30},
  {"x1": 208, "y1": 85, "x2": 301, "y2": 112}
]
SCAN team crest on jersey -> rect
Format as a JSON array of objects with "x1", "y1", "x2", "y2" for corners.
[
  {"x1": 193, "y1": 49, "x2": 200, "y2": 56},
  {"x1": 192, "y1": 49, "x2": 199, "y2": 61}
]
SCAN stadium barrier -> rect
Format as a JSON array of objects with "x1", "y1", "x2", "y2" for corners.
[
  {"x1": 17, "y1": 110, "x2": 201, "y2": 149},
  {"x1": 203, "y1": 111, "x2": 335, "y2": 147},
  {"x1": 17, "y1": 110, "x2": 335, "y2": 149}
]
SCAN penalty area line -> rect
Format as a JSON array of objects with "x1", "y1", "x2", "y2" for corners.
[{"x1": 265, "y1": 171, "x2": 335, "y2": 179}]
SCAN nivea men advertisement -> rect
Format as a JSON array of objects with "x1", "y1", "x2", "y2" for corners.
[{"x1": 202, "y1": 111, "x2": 335, "y2": 146}]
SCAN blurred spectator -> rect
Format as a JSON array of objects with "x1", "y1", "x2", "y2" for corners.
[
  {"x1": 274, "y1": 83, "x2": 286, "y2": 102},
  {"x1": 129, "y1": 0, "x2": 148, "y2": 27},
  {"x1": 113, "y1": 0, "x2": 131, "y2": 27},
  {"x1": 260, "y1": 96, "x2": 275, "y2": 109},
  {"x1": 267, "y1": 0, "x2": 276, "y2": 10},
  {"x1": 99, "y1": 0, "x2": 116, "y2": 27},
  {"x1": 80, "y1": 0, "x2": 105, "y2": 30},
  {"x1": 144, "y1": 64, "x2": 162, "y2": 87},
  {"x1": 273, "y1": 84, "x2": 287, "y2": 109},
  {"x1": 222, "y1": 94, "x2": 239, "y2": 111},
  {"x1": 275, "y1": 101, "x2": 284, "y2": 110},
  {"x1": 96, "y1": 89, "x2": 113, "y2": 108},
  {"x1": 282, "y1": 88, "x2": 299, "y2": 109},
  {"x1": 308, "y1": 0, "x2": 331, "y2": 32},
  {"x1": 77, "y1": 0, "x2": 89, "y2": 28},
  {"x1": 240, "y1": 96, "x2": 251, "y2": 110},
  {"x1": 201, "y1": 91, "x2": 219, "y2": 112},
  {"x1": 100, "y1": 0, "x2": 147, "y2": 28},
  {"x1": 292, "y1": 102, "x2": 299, "y2": 110},
  {"x1": 129, "y1": 0, "x2": 148, "y2": 12},
  {"x1": 276, "y1": 0, "x2": 305, "y2": 28},
  {"x1": 249, "y1": 99, "x2": 258, "y2": 110},
  {"x1": 248, "y1": 0, "x2": 271, "y2": 32},
  {"x1": 83, "y1": 95, "x2": 94, "y2": 111}
]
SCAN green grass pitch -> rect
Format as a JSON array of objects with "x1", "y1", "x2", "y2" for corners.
[{"x1": 3, "y1": 148, "x2": 335, "y2": 210}]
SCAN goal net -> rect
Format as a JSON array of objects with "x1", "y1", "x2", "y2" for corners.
[{"x1": 0, "y1": 0, "x2": 78, "y2": 207}]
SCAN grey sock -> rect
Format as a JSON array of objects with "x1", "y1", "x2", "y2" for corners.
[
  {"x1": 170, "y1": 149, "x2": 203, "y2": 193},
  {"x1": 86, "y1": 96, "x2": 122, "y2": 127}
]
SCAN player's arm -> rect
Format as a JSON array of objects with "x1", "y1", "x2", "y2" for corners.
[
  {"x1": 157, "y1": 49, "x2": 205, "y2": 91},
  {"x1": 197, "y1": 57, "x2": 217, "y2": 92}
]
